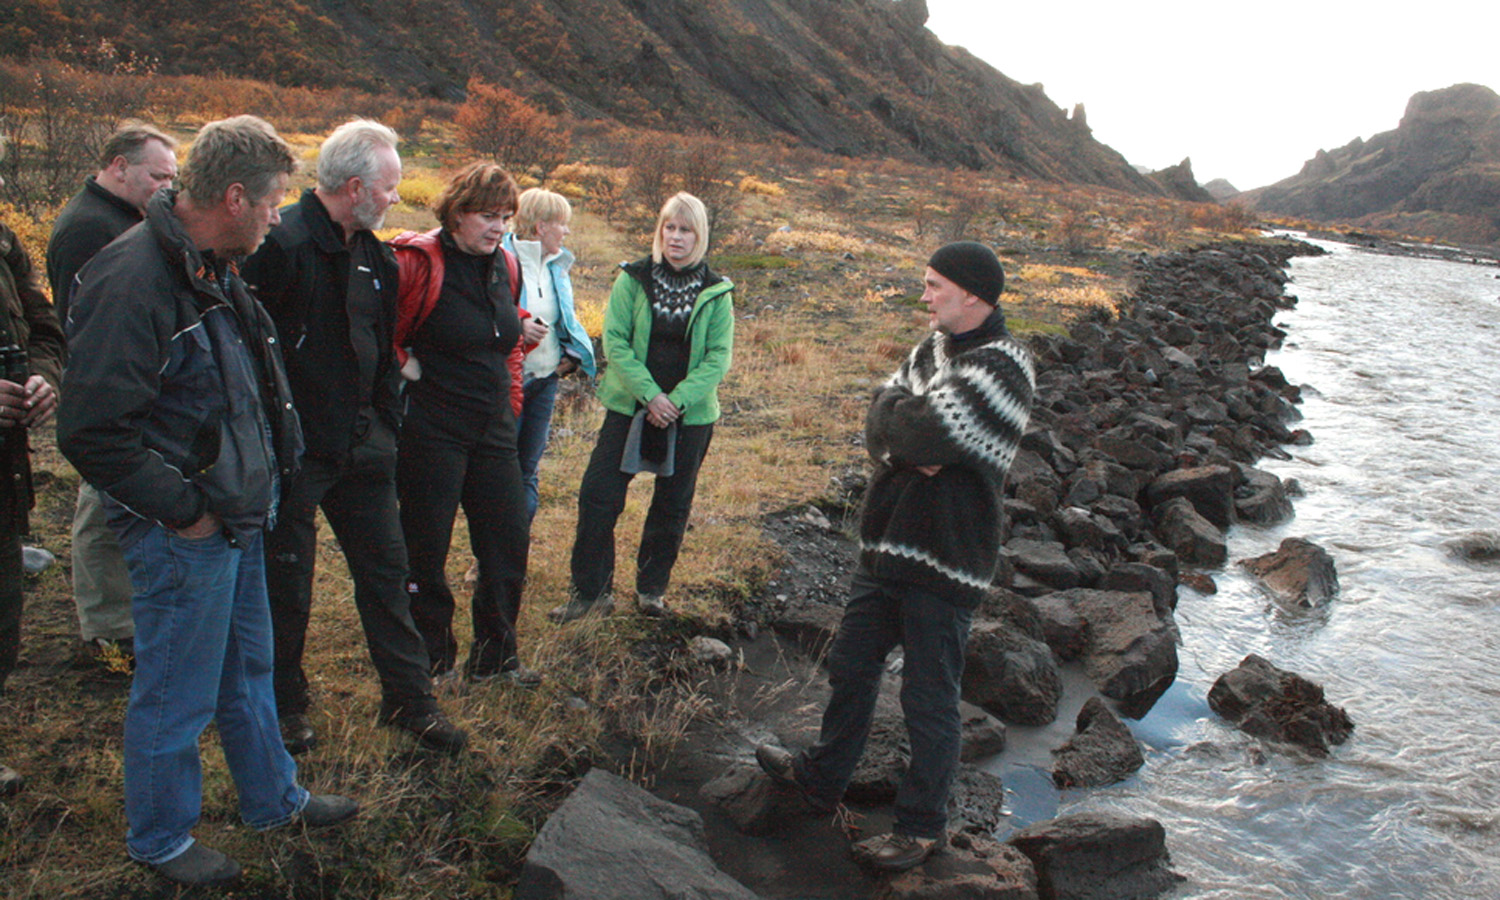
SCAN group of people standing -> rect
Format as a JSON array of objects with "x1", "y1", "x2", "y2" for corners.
[
  {"x1": 2, "y1": 109, "x2": 1037, "y2": 887},
  {"x1": 0, "y1": 114, "x2": 737, "y2": 885}
]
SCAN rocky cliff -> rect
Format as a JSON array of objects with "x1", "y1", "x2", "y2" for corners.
[
  {"x1": 1243, "y1": 83, "x2": 1500, "y2": 246},
  {"x1": 1, "y1": 0, "x2": 1167, "y2": 194}
]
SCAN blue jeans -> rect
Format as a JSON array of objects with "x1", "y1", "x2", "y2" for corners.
[
  {"x1": 120, "y1": 525, "x2": 307, "y2": 864},
  {"x1": 795, "y1": 569, "x2": 973, "y2": 839},
  {"x1": 516, "y1": 372, "x2": 561, "y2": 522}
]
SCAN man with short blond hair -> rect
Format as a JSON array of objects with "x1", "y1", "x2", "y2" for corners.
[
  {"x1": 60, "y1": 115, "x2": 357, "y2": 887},
  {"x1": 48, "y1": 120, "x2": 179, "y2": 672},
  {"x1": 243, "y1": 118, "x2": 466, "y2": 756}
]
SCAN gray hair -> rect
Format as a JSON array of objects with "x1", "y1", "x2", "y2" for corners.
[
  {"x1": 180, "y1": 115, "x2": 297, "y2": 206},
  {"x1": 99, "y1": 119, "x2": 177, "y2": 168},
  {"x1": 316, "y1": 119, "x2": 399, "y2": 192}
]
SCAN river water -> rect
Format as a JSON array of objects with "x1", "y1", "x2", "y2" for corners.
[{"x1": 992, "y1": 238, "x2": 1500, "y2": 899}]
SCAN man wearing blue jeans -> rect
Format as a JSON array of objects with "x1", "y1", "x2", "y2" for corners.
[
  {"x1": 59, "y1": 116, "x2": 358, "y2": 887},
  {"x1": 757, "y1": 242, "x2": 1035, "y2": 872}
]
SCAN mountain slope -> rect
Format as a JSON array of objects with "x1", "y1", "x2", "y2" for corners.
[
  {"x1": 1, "y1": 0, "x2": 1165, "y2": 194},
  {"x1": 1242, "y1": 83, "x2": 1500, "y2": 246}
]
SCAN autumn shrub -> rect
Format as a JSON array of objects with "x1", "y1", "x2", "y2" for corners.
[{"x1": 455, "y1": 78, "x2": 572, "y2": 182}]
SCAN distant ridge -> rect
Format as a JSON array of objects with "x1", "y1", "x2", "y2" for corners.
[
  {"x1": 1, "y1": 0, "x2": 1176, "y2": 195},
  {"x1": 1242, "y1": 83, "x2": 1500, "y2": 247}
]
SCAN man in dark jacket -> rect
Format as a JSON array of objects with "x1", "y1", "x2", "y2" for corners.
[
  {"x1": 47, "y1": 119, "x2": 178, "y2": 671},
  {"x1": 757, "y1": 242, "x2": 1035, "y2": 872},
  {"x1": 0, "y1": 142, "x2": 67, "y2": 798},
  {"x1": 242, "y1": 119, "x2": 465, "y2": 756},
  {"x1": 59, "y1": 116, "x2": 357, "y2": 887}
]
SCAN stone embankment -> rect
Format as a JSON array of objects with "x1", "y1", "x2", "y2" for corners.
[{"x1": 519, "y1": 240, "x2": 1359, "y2": 900}]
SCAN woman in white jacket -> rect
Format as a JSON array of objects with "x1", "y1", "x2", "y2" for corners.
[{"x1": 502, "y1": 188, "x2": 597, "y2": 521}]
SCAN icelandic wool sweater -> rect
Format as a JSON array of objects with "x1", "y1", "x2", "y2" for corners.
[{"x1": 859, "y1": 307, "x2": 1035, "y2": 607}]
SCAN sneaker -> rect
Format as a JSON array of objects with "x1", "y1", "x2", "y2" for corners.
[
  {"x1": 379, "y1": 704, "x2": 469, "y2": 755},
  {"x1": 280, "y1": 713, "x2": 317, "y2": 756},
  {"x1": 497, "y1": 663, "x2": 544, "y2": 688},
  {"x1": 850, "y1": 832, "x2": 945, "y2": 872},
  {"x1": 755, "y1": 744, "x2": 834, "y2": 813},
  {"x1": 636, "y1": 593, "x2": 667, "y2": 617},
  {"x1": 21, "y1": 545, "x2": 55, "y2": 575},
  {"x1": 297, "y1": 794, "x2": 360, "y2": 828},
  {"x1": 547, "y1": 592, "x2": 614, "y2": 624},
  {"x1": 151, "y1": 842, "x2": 241, "y2": 886},
  {"x1": 0, "y1": 763, "x2": 23, "y2": 798}
]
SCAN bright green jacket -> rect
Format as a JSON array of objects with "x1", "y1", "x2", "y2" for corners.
[{"x1": 595, "y1": 258, "x2": 734, "y2": 426}]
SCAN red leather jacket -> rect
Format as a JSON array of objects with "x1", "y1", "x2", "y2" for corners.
[{"x1": 390, "y1": 228, "x2": 533, "y2": 417}]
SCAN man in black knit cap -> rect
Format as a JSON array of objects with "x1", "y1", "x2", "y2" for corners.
[{"x1": 757, "y1": 240, "x2": 1035, "y2": 872}]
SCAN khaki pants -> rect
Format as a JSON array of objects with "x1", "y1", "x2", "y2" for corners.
[{"x1": 72, "y1": 482, "x2": 135, "y2": 641}]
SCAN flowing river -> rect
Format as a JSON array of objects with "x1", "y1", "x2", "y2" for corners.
[{"x1": 990, "y1": 237, "x2": 1500, "y2": 899}]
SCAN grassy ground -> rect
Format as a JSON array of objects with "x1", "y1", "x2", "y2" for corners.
[{"x1": 0, "y1": 131, "x2": 1261, "y2": 898}]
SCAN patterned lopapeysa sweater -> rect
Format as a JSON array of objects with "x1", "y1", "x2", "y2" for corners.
[{"x1": 859, "y1": 307, "x2": 1036, "y2": 607}]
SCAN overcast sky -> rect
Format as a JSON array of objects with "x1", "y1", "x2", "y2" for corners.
[{"x1": 924, "y1": 1, "x2": 1500, "y2": 191}]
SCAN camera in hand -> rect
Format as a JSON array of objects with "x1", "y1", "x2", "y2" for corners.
[{"x1": 0, "y1": 343, "x2": 27, "y2": 383}]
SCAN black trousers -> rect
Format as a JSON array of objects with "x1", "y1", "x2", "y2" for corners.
[
  {"x1": 265, "y1": 435, "x2": 436, "y2": 717},
  {"x1": 397, "y1": 404, "x2": 529, "y2": 677},
  {"x1": 0, "y1": 524, "x2": 21, "y2": 690},
  {"x1": 570, "y1": 409, "x2": 714, "y2": 603}
]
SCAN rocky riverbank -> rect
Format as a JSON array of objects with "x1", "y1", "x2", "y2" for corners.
[{"x1": 516, "y1": 239, "x2": 1359, "y2": 900}]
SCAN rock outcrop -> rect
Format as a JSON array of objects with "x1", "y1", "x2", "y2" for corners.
[{"x1": 1244, "y1": 83, "x2": 1500, "y2": 247}]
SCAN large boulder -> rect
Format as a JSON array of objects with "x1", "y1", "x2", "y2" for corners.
[
  {"x1": 1235, "y1": 467, "x2": 1294, "y2": 525},
  {"x1": 1060, "y1": 589, "x2": 1179, "y2": 707},
  {"x1": 518, "y1": 769, "x2": 758, "y2": 900},
  {"x1": 878, "y1": 832, "x2": 1039, "y2": 900},
  {"x1": 1207, "y1": 654, "x2": 1354, "y2": 755},
  {"x1": 1239, "y1": 537, "x2": 1338, "y2": 607},
  {"x1": 1152, "y1": 496, "x2": 1227, "y2": 567},
  {"x1": 1009, "y1": 812, "x2": 1183, "y2": 900},
  {"x1": 1052, "y1": 698, "x2": 1146, "y2": 788},
  {"x1": 1006, "y1": 539, "x2": 1084, "y2": 590},
  {"x1": 963, "y1": 621, "x2": 1063, "y2": 725},
  {"x1": 1146, "y1": 465, "x2": 1236, "y2": 529}
]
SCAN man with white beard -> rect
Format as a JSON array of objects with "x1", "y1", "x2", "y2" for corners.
[{"x1": 242, "y1": 119, "x2": 466, "y2": 757}]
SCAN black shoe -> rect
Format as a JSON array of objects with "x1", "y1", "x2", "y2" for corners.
[
  {"x1": 755, "y1": 744, "x2": 834, "y2": 813},
  {"x1": 547, "y1": 592, "x2": 614, "y2": 624},
  {"x1": 636, "y1": 593, "x2": 667, "y2": 617},
  {"x1": 0, "y1": 764, "x2": 23, "y2": 798},
  {"x1": 280, "y1": 713, "x2": 317, "y2": 756},
  {"x1": 151, "y1": 843, "x2": 241, "y2": 886},
  {"x1": 379, "y1": 705, "x2": 469, "y2": 755},
  {"x1": 851, "y1": 831, "x2": 945, "y2": 872},
  {"x1": 298, "y1": 794, "x2": 360, "y2": 828}
]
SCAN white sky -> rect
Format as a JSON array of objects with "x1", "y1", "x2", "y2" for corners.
[{"x1": 924, "y1": 1, "x2": 1500, "y2": 191}]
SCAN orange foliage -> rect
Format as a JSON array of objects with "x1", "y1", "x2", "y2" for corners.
[{"x1": 454, "y1": 78, "x2": 572, "y2": 181}]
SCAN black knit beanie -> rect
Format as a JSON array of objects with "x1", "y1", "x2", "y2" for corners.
[{"x1": 927, "y1": 241, "x2": 1004, "y2": 305}]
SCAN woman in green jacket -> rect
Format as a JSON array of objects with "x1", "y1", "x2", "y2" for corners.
[{"x1": 551, "y1": 192, "x2": 733, "y2": 622}]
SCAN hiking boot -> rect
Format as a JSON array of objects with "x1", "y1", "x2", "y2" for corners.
[
  {"x1": 76, "y1": 637, "x2": 134, "y2": 677},
  {"x1": 636, "y1": 593, "x2": 667, "y2": 617},
  {"x1": 280, "y1": 713, "x2": 317, "y2": 756},
  {"x1": 379, "y1": 704, "x2": 469, "y2": 755},
  {"x1": 0, "y1": 764, "x2": 23, "y2": 798},
  {"x1": 755, "y1": 744, "x2": 834, "y2": 813},
  {"x1": 481, "y1": 663, "x2": 544, "y2": 688},
  {"x1": 547, "y1": 592, "x2": 614, "y2": 624},
  {"x1": 851, "y1": 832, "x2": 945, "y2": 872},
  {"x1": 151, "y1": 842, "x2": 241, "y2": 886},
  {"x1": 297, "y1": 794, "x2": 360, "y2": 828}
]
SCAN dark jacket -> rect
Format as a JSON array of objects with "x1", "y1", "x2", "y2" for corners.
[
  {"x1": 0, "y1": 222, "x2": 66, "y2": 533},
  {"x1": 46, "y1": 176, "x2": 143, "y2": 329},
  {"x1": 242, "y1": 189, "x2": 401, "y2": 460},
  {"x1": 58, "y1": 190, "x2": 303, "y2": 543},
  {"x1": 859, "y1": 308, "x2": 1036, "y2": 607}
]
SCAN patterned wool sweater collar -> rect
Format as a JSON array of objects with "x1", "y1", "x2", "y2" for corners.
[{"x1": 857, "y1": 309, "x2": 1036, "y2": 606}]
